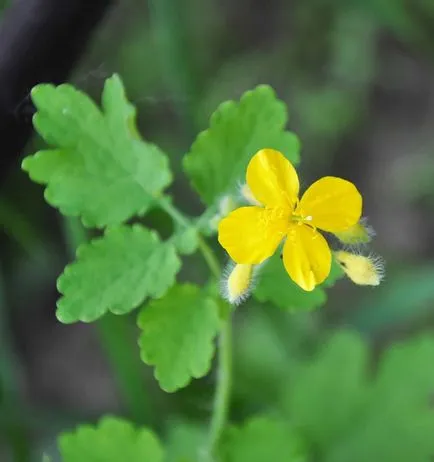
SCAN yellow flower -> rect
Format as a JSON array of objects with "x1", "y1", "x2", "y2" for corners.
[{"x1": 218, "y1": 149, "x2": 363, "y2": 291}]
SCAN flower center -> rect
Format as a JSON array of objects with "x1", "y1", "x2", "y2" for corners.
[{"x1": 291, "y1": 213, "x2": 313, "y2": 224}]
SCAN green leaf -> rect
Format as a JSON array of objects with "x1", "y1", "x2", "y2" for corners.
[
  {"x1": 254, "y1": 254, "x2": 343, "y2": 310},
  {"x1": 223, "y1": 416, "x2": 306, "y2": 462},
  {"x1": 22, "y1": 75, "x2": 172, "y2": 228},
  {"x1": 138, "y1": 284, "x2": 220, "y2": 392},
  {"x1": 284, "y1": 331, "x2": 368, "y2": 451},
  {"x1": 57, "y1": 224, "x2": 181, "y2": 323},
  {"x1": 326, "y1": 335, "x2": 434, "y2": 462},
  {"x1": 282, "y1": 331, "x2": 434, "y2": 462},
  {"x1": 234, "y1": 306, "x2": 291, "y2": 406},
  {"x1": 165, "y1": 420, "x2": 207, "y2": 462},
  {"x1": 184, "y1": 85, "x2": 300, "y2": 206},
  {"x1": 58, "y1": 416, "x2": 164, "y2": 462}
]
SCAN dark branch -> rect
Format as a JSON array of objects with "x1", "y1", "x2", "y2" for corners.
[{"x1": 0, "y1": 0, "x2": 113, "y2": 183}]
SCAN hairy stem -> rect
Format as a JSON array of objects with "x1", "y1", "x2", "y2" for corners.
[
  {"x1": 153, "y1": 199, "x2": 234, "y2": 457},
  {"x1": 195, "y1": 237, "x2": 233, "y2": 459},
  {"x1": 207, "y1": 310, "x2": 232, "y2": 459}
]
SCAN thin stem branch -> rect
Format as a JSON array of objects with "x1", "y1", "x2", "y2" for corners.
[
  {"x1": 197, "y1": 236, "x2": 221, "y2": 280},
  {"x1": 157, "y1": 197, "x2": 232, "y2": 458},
  {"x1": 156, "y1": 196, "x2": 191, "y2": 228},
  {"x1": 207, "y1": 311, "x2": 232, "y2": 459}
]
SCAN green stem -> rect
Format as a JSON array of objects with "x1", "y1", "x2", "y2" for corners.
[
  {"x1": 197, "y1": 236, "x2": 221, "y2": 280},
  {"x1": 197, "y1": 237, "x2": 232, "y2": 458},
  {"x1": 207, "y1": 312, "x2": 232, "y2": 458},
  {"x1": 159, "y1": 199, "x2": 233, "y2": 457},
  {"x1": 62, "y1": 218, "x2": 153, "y2": 423},
  {"x1": 158, "y1": 200, "x2": 233, "y2": 458},
  {"x1": 157, "y1": 196, "x2": 191, "y2": 228}
]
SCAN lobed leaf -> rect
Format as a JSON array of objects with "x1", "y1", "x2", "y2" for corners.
[
  {"x1": 22, "y1": 75, "x2": 172, "y2": 228},
  {"x1": 57, "y1": 224, "x2": 181, "y2": 323},
  {"x1": 284, "y1": 332, "x2": 368, "y2": 450},
  {"x1": 165, "y1": 419, "x2": 208, "y2": 462},
  {"x1": 283, "y1": 331, "x2": 434, "y2": 462},
  {"x1": 222, "y1": 415, "x2": 306, "y2": 462},
  {"x1": 58, "y1": 416, "x2": 164, "y2": 462},
  {"x1": 184, "y1": 85, "x2": 300, "y2": 206},
  {"x1": 138, "y1": 284, "x2": 220, "y2": 392},
  {"x1": 327, "y1": 335, "x2": 434, "y2": 462}
]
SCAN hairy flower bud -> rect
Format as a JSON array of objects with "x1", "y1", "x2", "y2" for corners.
[
  {"x1": 222, "y1": 263, "x2": 255, "y2": 305},
  {"x1": 334, "y1": 251, "x2": 385, "y2": 286}
]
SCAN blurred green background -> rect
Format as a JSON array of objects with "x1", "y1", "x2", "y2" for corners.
[{"x1": 3, "y1": 0, "x2": 434, "y2": 460}]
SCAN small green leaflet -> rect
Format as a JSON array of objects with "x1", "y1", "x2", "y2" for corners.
[
  {"x1": 22, "y1": 74, "x2": 172, "y2": 228},
  {"x1": 138, "y1": 284, "x2": 220, "y2": 392},
  {"x1": 57, "y1": 224, "x2": 180, "y2": 323},
  {"x1": 184, "y1": 85, "x2": 300, "y2": 206},
  {"x1": 222, "y1": 416, "x2": 306, "y2": 462},
  {"x1": 58, "y1": 416, "x2": 164, "y2": 462},
  {"x1": 254, "y1": 254, "x2": 344, "y2": 311}
]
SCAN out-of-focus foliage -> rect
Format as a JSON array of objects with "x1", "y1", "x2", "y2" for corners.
[
  {"x1": 52, "y1": 331, "x2": 434, "y2": 461},
  {"x1": 255, "y1": 255, "x2": 344, "y2": 311},
  {"x1": 222, "y1": 416, "x2": 306, "y2": 462},
  {"x1": 58, "y1": 417, "x2": 164, "y2": 462},
  {"x1": 3, "y1": 0, "x2": 434, "y2": 461}
]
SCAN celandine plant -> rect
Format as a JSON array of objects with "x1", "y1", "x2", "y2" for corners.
[{"x1": 22, "y1": 75, "x2": 384, "y2": 462}]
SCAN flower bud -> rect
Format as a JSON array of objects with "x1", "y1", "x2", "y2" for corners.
[
  {"x1": 334, "y1": 218, "x2": 375, "y2": 246},
  {"x1": 222, "y1": 263, "x2": 254, "y2": 305},
  {"x1": 334, "y1": 251, "x2": 385, "y2": 286}
]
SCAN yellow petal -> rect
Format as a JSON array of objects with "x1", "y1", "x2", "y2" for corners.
[
  {"x1": 218, "y1": 206, "x2": 288, "y2": 264},
  {"x1": 246, "y1": 149, "x2": 299, "y2": 208},
  {"x1": 296, "y1": 176, "x2": 362, "y2": 232},
  {"x1": 282, "y1": 225, "x2": 331, "y2": 291}
]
